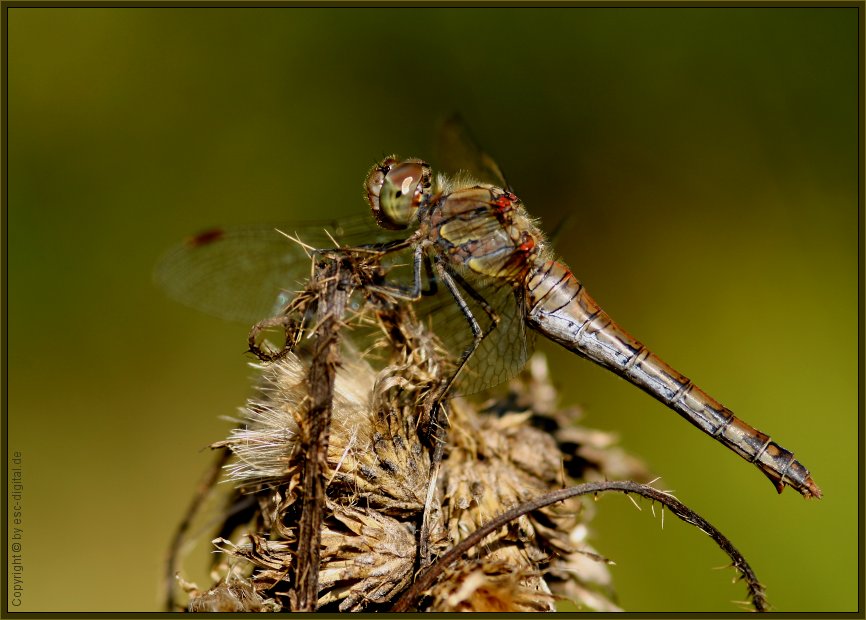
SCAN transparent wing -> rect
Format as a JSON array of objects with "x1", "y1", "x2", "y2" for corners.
[
  {"x1": 417, "y1": 267, "x2": 536, "y2": 396},
  {"x1": 155, "y1": 214, "x2": 407, "y2": 324},
  {"x1": 435, "y1": 113, "x2": 511, "y2": 190},
  {"x1": 431, "y1": 117, "x2": 534, "y2": 392}
]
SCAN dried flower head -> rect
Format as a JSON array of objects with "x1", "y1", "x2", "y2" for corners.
[{"x1": 173, "y1": 261, "x2": 648, "y2": 612}]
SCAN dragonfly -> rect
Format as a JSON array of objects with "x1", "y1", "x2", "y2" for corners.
[{"x1": 157, "y1": 119, "x2": 821, "y2": 500}]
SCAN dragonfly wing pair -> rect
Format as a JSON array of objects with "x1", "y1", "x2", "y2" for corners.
[{"x1": 154, "y1": 215, "x2": 406, "y2": 324}]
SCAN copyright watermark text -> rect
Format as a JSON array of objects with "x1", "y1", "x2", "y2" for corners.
[{"x1": 9, "y1": 451, "x2": 24, "y2": 607}]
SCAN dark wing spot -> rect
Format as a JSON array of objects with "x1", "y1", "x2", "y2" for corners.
[{"x1": 186, "y1": 228, "x2": 225, "y2": 247}]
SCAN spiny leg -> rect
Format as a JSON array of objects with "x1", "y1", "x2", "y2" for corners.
[
  {"x1": 247, "y1": 314, "x2": 302, "y2": 362},
  {"x1": 421, "y1": 253, "x2": 438, "y2": 297},
  {"x1": 307, "y1": 237, "x2": 419, "y2": 295},
  {"x1": 249, "y1": 242, "x2": 423, "y2": 361},
  {"x1": 364, "y1": 244, "x2": 428, "y2": 301},
  {"x1": 419, "y1": 259, "x2": 500, "y2": 567},
  {"x1": 429, "y1": 260, "x2": 504, "y2": 414}
]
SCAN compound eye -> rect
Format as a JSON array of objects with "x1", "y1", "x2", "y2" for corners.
[{"x1": 365, "y1": 157, "x2": 430, "y2": 230}]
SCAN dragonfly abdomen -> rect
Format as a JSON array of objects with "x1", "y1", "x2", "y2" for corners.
[{"x1": 525, "y1": 260, "x2": 821, "y2": 498}]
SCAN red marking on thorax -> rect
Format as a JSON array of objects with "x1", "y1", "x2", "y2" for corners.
[
  {"x1": 518, "y1": 235, "x2": 535, "y2": 253},
  {"x1": 492, "y1": 191, "x2": 517, "y2": 210}
]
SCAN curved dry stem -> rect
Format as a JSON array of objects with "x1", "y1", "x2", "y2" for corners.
[
  {"x1": 165, "y1": 446, "x2": 233, "y2": 611},
  {"x1": 391, "y1": 480, "x2": 768, "y2": 613}
]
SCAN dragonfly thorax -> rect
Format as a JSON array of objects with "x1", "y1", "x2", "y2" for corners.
[
  {"x1": 429, "y1": 185, "x2": 546, "y2": 286},
  {"x1": 365, "y1": 157, "x2": 432, "y2": 230}
]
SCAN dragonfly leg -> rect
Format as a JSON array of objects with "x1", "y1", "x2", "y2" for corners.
[
  {"x1": 444, "y1": 266, "x2": 501, "y2": 327},
  {"x1": 363, "y1": 244, "x2": 430, "y2": 301},
  {"x1": 421, "y1": 253, "x2": 438, "y2": 296},
  {"x1": 433, "y1": 259, "x2": 501, "y2": 397},
  {"x1": 247, "y1": 314, "x2": 303, "y2": 362},
  {"x1": 419, "y1": 260, "x2": 502, "y2": 568},
  {"x1": 324, "y1": 237, "x2": 415, "y2": 256}
]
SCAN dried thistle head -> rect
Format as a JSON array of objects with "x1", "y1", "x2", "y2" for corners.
[
  {"x1": 427, "y1": 557, "x2": 555, "y2": 612},
  {"x1": 182, "y1": 572, "x2": 280, "y2": 613},
  {"x1": 424, "y1": 354, "x2": 648, "y2": 612},
  {"x1": 178, "y1": 292, "x2": 646, "y2": 612}
]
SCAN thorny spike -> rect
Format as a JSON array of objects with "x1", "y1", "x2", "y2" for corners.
[{"x1": 276, "y1": 229, "x2": 317, "y2": 257}]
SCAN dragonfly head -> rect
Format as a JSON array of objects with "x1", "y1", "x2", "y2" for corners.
[{"x1": 365, "y1": 157, "x2": 431, "y2": 230}]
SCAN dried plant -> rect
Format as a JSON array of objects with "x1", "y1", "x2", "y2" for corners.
[{"x1": 167, "y1": 251, "x2": 769, "y2": 613}]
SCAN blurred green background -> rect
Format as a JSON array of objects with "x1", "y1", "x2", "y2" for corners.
[{"x1": 6, "y1": 7, "x2": 858, "y2": 613}]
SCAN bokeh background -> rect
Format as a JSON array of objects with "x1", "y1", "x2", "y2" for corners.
[{"x1": 6, "y1": 6, "x2": 859, "y2": 613}]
